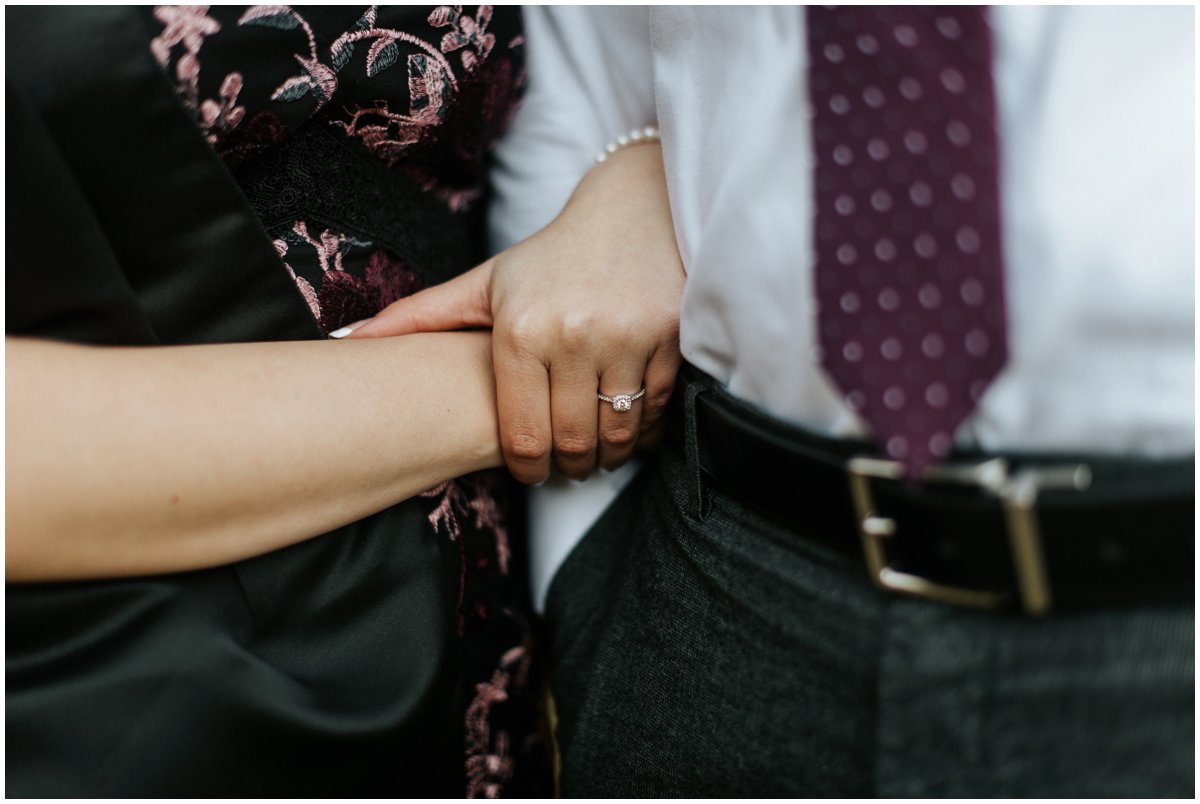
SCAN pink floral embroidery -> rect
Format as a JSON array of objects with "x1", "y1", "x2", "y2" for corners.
[
  {"x1": 150, "y1": 4, "x2": 524, "y2": 193},
  {"x1": 424, "y1": 479, "x2": 470, "y2": 633},
  {"x1": 329, "y1": 6, "x2": 459, "y2": 86},
  {"x1": 335, "y1": 100, "x2": 436, "y2": 164},
  {"x1": 464, "y1": 645, "x2": 529, "y2": 799},
  {"x1": 238, "y1": 6, "x2": 338, "y2": 108},
  {"x1": 276, "y1": 223, "x2": 338, "y2": 314},
  {"x1": 198, "y1": 72, "x2": 247, "y2": 144},
  {"x1": 390, "y1": 30, "x2": 524, "y2": 210},
  {"x1": 151, "y1": 5, "x2": 246, "y2": 145},
  {"x1": 290, "y1": 221, "x2": 348, "y2": 273},
  {"x1": 274, "y1": 238, "x2": 322, "y2": 321},
  {"x1": 423, "y1": 477, "x2": 511, "y2": 574},
  {"x1": 422, "y1": 475, "x2": 512, "y2": 635},
  {"x1": 329, "y1": 6, "x2": 463, "y2": 163},
  {"x1": 292, "y1": 270, "x2": 322, "y2": 320},
  {"x1": 397, "y1": 169, "x2": 484, "y2": 213},
  {"x1": 216, "y1": 109, "x2": 287, "y2": 167},
  {"x1": 468, "y1": 485, "x2": 509, "y2": 575},
  {"x1": 424, "y1": 479, "x2": 469, "y2": 542},
  {"x1": 431, "y1": 5, "x2": 495, "y2": 72},
  {"x1": 150, "y1": 5, "x2": 220, "y2": 74},
  {"x1": 273, "y1": 221, "x2": 423, "y2": 333}
]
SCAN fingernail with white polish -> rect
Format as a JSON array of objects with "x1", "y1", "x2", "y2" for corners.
[{"x1": 329, "y1": 319, "x2": 371, "y2": 339}]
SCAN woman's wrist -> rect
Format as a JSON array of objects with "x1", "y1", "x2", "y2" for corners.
[
  {"x1": 434, "y1": 331, "x2": 503, "y2": 475},
  {"x1": 571, "y1": 138, "x2": 669, "y2": 217},
  {"x1": 356, "y1": 331, "x2": 503, "y2": 483}
]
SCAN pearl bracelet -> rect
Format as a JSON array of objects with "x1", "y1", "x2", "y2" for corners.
[{"x1": 595, "y1": 125, "x2": 661, "y2": 164}]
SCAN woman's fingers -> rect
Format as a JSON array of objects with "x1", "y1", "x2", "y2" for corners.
[
  {"x1": 635, "y1": 418, "x2": 667, "y2": 452},
  {"x1": 345, "y1": 258, "x2": 495, "y2": 339},
  {"x1": 595, "y1": 345, "x2": 678, "y2": 470},
  {"x1": 639, "y1": 343, "x2": 682, "y2": 434},
  {"x1": 493, "y1": 326, "x2": 553, "y2": 485},
  {"x1": 596, "y1": 363, "x2": 647, "y2": 471},
  {"x1": 550, "y1": 363, "x2": 599, "y2": 479}
]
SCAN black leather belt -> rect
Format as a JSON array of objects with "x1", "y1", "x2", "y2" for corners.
[{"x1": 674, "y1": 365, "x2": 1194, "y2": 615}]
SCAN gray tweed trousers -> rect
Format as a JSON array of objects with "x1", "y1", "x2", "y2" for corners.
[{"x1": 546, "y1": 383, "x2": 1194, "y2": 797}]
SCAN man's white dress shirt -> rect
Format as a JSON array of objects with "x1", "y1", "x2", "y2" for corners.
[{"x1": 486, "y1": 6, "x2": 1196, "y2": 608}]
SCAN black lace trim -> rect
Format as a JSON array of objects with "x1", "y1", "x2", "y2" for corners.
[{"x1": 233, "y1": 123, "x2": 484, "y2": 286}]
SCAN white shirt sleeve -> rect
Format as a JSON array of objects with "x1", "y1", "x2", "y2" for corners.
[{"x1": 487, "y1": 5, "x2": 657, "y2": 250}]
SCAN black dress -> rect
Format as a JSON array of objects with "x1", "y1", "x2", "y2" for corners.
[{"x1": 5, "y1": 6, "x2": 546, "y2": 797}]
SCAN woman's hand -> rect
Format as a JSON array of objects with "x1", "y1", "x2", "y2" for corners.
[{"x1": 348, "y1": 143, "x2": 685, "y2": 483}]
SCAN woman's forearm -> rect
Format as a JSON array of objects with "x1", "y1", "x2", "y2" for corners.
[{"x1": 5, "y1": 333, "x2": 501, "y2": 581}]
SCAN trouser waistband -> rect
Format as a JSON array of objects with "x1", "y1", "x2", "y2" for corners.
[{"x1": 669, "y1": 362, "x2": 1194, "y2": 615}]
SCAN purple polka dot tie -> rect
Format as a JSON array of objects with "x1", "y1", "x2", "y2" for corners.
[{"x1": 807, "y1": 6, "x2": 1008, "y2": 476}]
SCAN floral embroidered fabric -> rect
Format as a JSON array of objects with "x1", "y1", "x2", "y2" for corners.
[
  {"x1": 141, "y1": 6, "x2": 543, "y2": 797},
  {"x1": 144, "y1": 4, "x2": 524, "y2": 333}
]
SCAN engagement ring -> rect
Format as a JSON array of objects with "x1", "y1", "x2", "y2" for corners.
[{"x1": 597, "y1": 388, "x2": 646, "y2": 413}]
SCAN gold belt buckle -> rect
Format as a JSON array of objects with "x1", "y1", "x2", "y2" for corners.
[{"x1": 847, "y1": 456, "x2": 1091, "y2": 616}]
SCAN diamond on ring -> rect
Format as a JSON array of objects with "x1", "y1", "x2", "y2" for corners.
[{"x1": 598, "y1": 388, "x2": 646, "y2": 413}]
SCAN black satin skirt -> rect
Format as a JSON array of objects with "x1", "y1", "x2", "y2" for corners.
[{"x1": 8, "y1": 510, "x2": 464, "y2": 796}]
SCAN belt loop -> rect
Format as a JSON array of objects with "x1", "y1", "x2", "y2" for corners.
[{"x1": 682, "y1": 374, "x2": 711, "y2": 521}]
